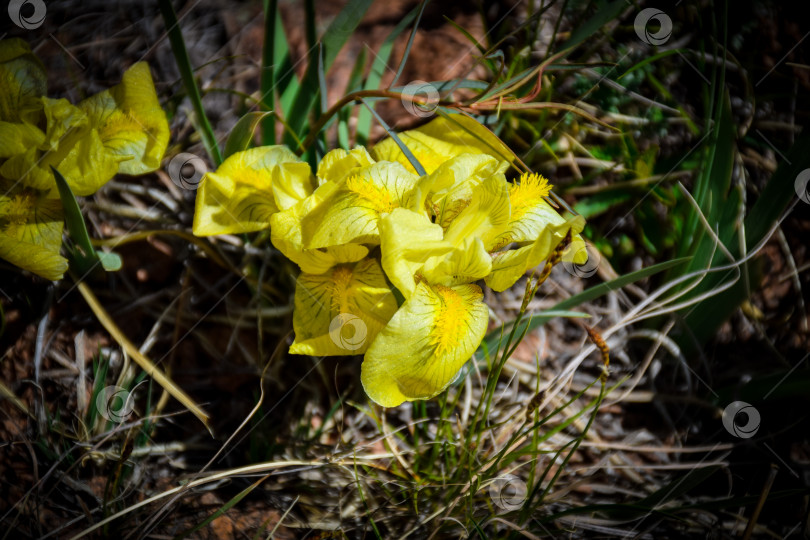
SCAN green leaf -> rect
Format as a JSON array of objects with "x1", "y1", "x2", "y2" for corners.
[
  {"x1": 53, "y1": 166, "x2": 97, "y2": 271},
  {"x1": 224, "y1": 111, "x2": 272, "y2": 159},
  {"x1": 390, "y1": 0, "x2": 426, "y2": 87},
  {"x1": 338, "y1": 47, "x2": 369, "y2": 149},
  {"x1": 97, "y1": 251, "x2": 122, "y2": 272},
  {"x1": 52, "y1": 166, "x2": 120, "y2": 276}
]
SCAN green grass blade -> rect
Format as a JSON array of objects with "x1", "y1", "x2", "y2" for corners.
[
  {"x1": 361, "y1": 98, "x2": 426, "y2": 175},
  {"x1": 679, "y1": 94, "x2": 735, "y2": 268},
  {"x1": 158, "y1": 0, "x2": 223, "y2": 165},
  {"x1": 224, "y1": 111, "x2": 273, "y2": 159},
  {"x1": 52, "y1": 167, "x2": 120, "y2": 274},
  {"x1": 260, "y1": 0, "x2": 278, "y2": 145},
  {"x1": 744, "y1": 131, "x2": 810, "y2": 247},
  {"x1": 481, "y1": 257, "x2": 690, "y2": 353},
  {"x1": 559, "y1": 0, "x2": 626, "y2": 53},
  {"x1": 355, "y1": 6, "x2": 419, "y2": 144},
  {"x1": 283, "y1": 0, "x2": 374, "y2": 148},
  {"x1": 390, "y1": 0, "x2": 426, "y2": 88},
  {"x1": 273, "y1": 8, "x2": 300, "y2": 117},
  {"x1": 338, "y1": 47, "x2": 369, "y2": 149},
  {"x1": 682, "y1": 131, "x2": 810, "y2": 344},
  {"x1": 176, "y1": 475, "x2": 270, "y2": 539}
]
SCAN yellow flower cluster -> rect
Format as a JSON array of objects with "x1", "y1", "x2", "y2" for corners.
[
  {"x1": 0, "y1": 38, "x2": 170, "y2": 280},
  {"x1": 193, "y1": 114, "x2": 586, "y2": 407}
]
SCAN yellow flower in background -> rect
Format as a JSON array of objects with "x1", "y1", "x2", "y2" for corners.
[
  {"x1": 1, "y1": 97, "x2": 121, "y2": 194},
  {"x1": 0, "y1": 52, "x2": 170, "y2": 196},
  {"x1": 78, "y1": 62, "x2": 170, "y2": 177},
  {"x1": 0, "y1": 179, "x2": 66, "y2": 281},
  {"x1": 0, "y1": 38, "x2": 47, "y2": 158},
  {"x1": 0, "y1": 38, "x2": 170, "y2": 280}
]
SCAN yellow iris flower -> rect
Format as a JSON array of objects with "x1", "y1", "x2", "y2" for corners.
[
  {"x1": 191, "y1": 113, "x2": 589, "y2": 407},
  {"x1": 0, "y1": 38, "x2": 169, "y2": 280}
]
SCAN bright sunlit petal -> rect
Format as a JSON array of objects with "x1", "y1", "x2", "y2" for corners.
[{"x1": 361, "y1": 281, "x2": 489, "y2": 407}]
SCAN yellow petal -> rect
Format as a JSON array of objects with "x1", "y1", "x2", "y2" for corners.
[
  {"x1": 370, "y1": 114, "x2": 516, "y2": 175},
  {"x1": 485, "y1": 215, "x2": 586, "y2": 292},
  {"x1": 300, "y1": 161, "x2": 420, "y2": 249},
  {"x1": 419, "y1": 153, "x2": 509, "y2": 228},
  {"x1": 316, "y1": 146, "x2": 375, "y2": 185},
  {"x1": 272, "y1": 199, "x2": 369, "y2": 274},
  {"x1": 0, "y1": 104, "x2": 121, "y2": 196},
  {"x1": 290, "y1": 258, "x2": 398, "y2": 356},
  {"x1": 0, "y1": 235, "x2": 68, "y2": 281},
  {"x1": 442, "y1": 174, "x2": 511, "y2": 249},
  {"x1": 422, "y1": 236, "x2": 492, "y2": 287},
  {"x1": 193, "y1": 146, "x2": 314, "y2": 236},
  {"x1": 78, "y1": 62, "x2": 170, "y2": 176},
  {"x1": 270, "y1": 181, "x2": 367, "y2": 273},
  {"x1": 273, "y1": 161, "x2": 318, "y2": 211},
  {"x1": 361, "y1": 282, "x2": 489, "y2": 407},
  {"x1": 378, "y1": 208, "x2": 452, "y2": 299},
  {"x1": 0, "y1": 181, "x2": 67, "y2": 280},
  {"x1": 490, "y1": 172, "x2": 568, "y2": 249},
  {"x1": 0, "y1": 119, "x2": 45, "y2": 158}
]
